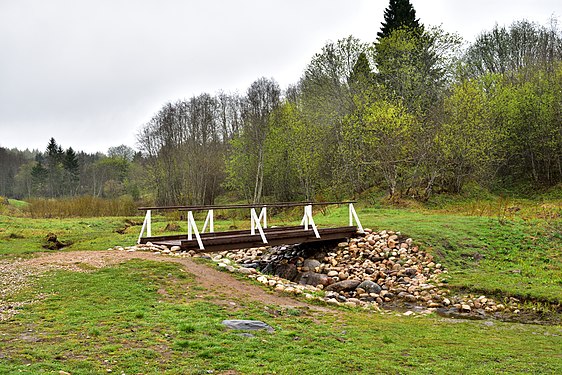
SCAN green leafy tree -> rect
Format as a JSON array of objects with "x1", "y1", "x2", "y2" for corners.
[
  {"x1": 92, "y1": 157, "x2": 129, "y2": 198},
  {"x1": 348, "y1": 52, "x2": 375, "y2": 97},
  {"x1": 0, "y1": 147, "x2": 28, "y2": 198},
  {"x1": 299, "y1": 36, "x2": 371, "y2": 197},
  {"x1": 264, "y1": 100, "x2": 325, "y2": 201},
  {"x1": 440, "y1": 74, "x2": 506, "y2": 192},
  {"x1": 496, "y1": 65, "x2": 562, "y2": 185},
  {"x1": 343, "y1": 93, "x2": 417, "y2": 197},
  {"x1": 375, "y1": 26, "x2": 462, "y2": 113}
]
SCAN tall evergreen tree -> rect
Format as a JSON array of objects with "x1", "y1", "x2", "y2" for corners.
[
  {"x1": 44, "y1": 138, "x2": 64, "y2": 197},
  {"x1": 30, "y1": 159, "x2": 48, "y2": 196},
  {"x1": 377, "y1": 0, "x2": 422, "y2": 40},
  {"x1": 348, "y1": 52, "x2": 374, "y2": 88},
  {"x1": 63, "y1": 147, "x2": 79, "y2": 175},
  {"x1": 62, "y1": 147, "x2": 80, "y2": 195}
]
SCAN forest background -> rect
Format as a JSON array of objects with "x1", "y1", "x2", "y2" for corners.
[{"x1": 2, "y1": 0, "x2": 562, "y2": 210}]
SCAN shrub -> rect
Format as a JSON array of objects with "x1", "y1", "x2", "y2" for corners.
[{"x1": 24, "y1": 195, "x2": 140, "y2": 218}]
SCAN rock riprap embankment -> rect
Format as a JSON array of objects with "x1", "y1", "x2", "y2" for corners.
[{"x1": 114, "y1": 229, "x2": 521, "y2": 319}]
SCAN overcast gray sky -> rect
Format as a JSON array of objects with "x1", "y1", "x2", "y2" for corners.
[{"x1": 1, "y1": 0, "x2": 561, "y2": 153}]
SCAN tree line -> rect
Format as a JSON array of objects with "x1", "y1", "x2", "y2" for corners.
[
  {"x1": 0, "y1": 138, "x2": 147, "y2": 200},
  {"x1": 2, "y1": 0, "x2": 561, "y2": 205}
]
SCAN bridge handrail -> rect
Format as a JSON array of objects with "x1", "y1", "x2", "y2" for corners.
[{"x1": 137, "y1": 201, "x2": 356, "y2": 211}]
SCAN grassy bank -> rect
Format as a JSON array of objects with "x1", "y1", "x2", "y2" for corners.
[
  {"x1": 1, "y1": 260, "x2": 560, "y2": 374},
  {"x1": 0, "y1": 215, "x2": 142, "y2": 256},
  {"x1": 1, "y1": 198, "x2": 561, "y2": 304}
]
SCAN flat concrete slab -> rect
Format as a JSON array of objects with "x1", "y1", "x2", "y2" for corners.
[{"x1": 221, "y1": 319, "x2": 274, "y2": 332}]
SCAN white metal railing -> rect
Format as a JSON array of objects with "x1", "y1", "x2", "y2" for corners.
[
  {"x1": 349, "y1": 203, "x2": 364, "y2": 233},
  {"x1": 137, "y1": 209, "x2": 151, "y2": 244},
  {"x1": 300, "y1": 204, "x2": 320, "y2": 238},
  {"x1": 201, "y1": 209, "x2": 214, "y2": 233},
  {"x1": 137, "y1": 202, "x2": 363, "y2": 250},
  {"x1": 250, "y1": 207, "x2": 268, "y2": 244},
  {"x1": 187, "y1": 211, "x2": 204, "y2": 250}
]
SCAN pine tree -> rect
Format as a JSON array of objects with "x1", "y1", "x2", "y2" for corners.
[
  {"x1": 63, "y1": 147, "x2": 79, "y2": 175},
  {"x1": 44, "y1": 138, "x2": 64, "y2": 197},
  {"x1": 377, "y1": 0, "x2": 422, "y2": 40},
  {"x1": 45, "y1": 137, "x2": 60, "y2": 169},
  {"x1": 30, "y1": 160, "x2": 48, "y2": 196},
  {"x1": 63, "y1": 147, "x2": 80, "y2": 196}
]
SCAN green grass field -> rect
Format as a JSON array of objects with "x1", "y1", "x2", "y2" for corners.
[
  {"x1": 0, "y1": 197, "x2": 561, "y2": 373},
  {"x1": 1, "y1": 260, "x2": 560, "y2": 374},
  {"x1": 2, "y1": 200, "x2": 560, "y2": 303}
]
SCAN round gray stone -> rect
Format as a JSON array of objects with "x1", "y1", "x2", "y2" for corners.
[{"x1": 357, "y1": 280, "x2": 382, "y2": 294}]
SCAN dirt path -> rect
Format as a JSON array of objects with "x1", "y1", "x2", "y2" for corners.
[{"x1": 1, "y1": 250, "x2": 326, "y2": 317}]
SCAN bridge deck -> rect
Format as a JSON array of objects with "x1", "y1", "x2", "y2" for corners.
[{"x1": 140, "y1": 225, "x2": 357, "y2": 252}]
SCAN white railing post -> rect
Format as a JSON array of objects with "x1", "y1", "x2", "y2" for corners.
[
  {"x1": 137, "y1": 210, "x2": 151, "y2": 244},
  {"x1": 349, "y1": 203, "x2": 364, "y2": 233},
  {"x1": 251, "y1": 208, "x2": 256, "y2": 235},
  {"x1": 202, "y1": 209, "x2": 214, "y2": 233},
  {"x1": 187, "y1": 211, "x2": 204, "y2": 250},
  {"x1": 301, "y1": 206, "x2": 308, "y2": 229},
  {"x1": 250, "y1": 208, "x2": 268, "y2": 244},
  {"x1": 301, "y1": 204, "x2": 320, "y2": 238},
  {"x1": 258, "y1": 207, "x2": 267, "y2": 229}
]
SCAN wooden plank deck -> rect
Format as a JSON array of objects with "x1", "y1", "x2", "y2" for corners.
[{"x1": 139, "y1": 225, "x2": 358, "y2": 252}]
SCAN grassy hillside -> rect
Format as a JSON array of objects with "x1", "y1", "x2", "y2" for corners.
[{"x1": 6, "y1": 199, "x2": 28, "y2": 209}]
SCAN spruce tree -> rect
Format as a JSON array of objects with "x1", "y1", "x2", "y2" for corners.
[
  {"x1": 46, "y1": 137, "x2": 60, "y2": 168},
  {"x1": 44, "y1": 138, "x2": 64, "y2": 197},
  {"x1": 31, "y1": 160, "x2": 48, "y2": 196},
  {"x1": 63, "y1": 147, "x2": 80, "y2": 195},
  {"x1": 377, "y1": 0, "x2": 421, "y2": 40},
  {"x1": 349, "y1": 52, "x2": 373, "y2": 87},
  {"x1": 63, "y1": 147, "x2": 79, "y2": 175}
]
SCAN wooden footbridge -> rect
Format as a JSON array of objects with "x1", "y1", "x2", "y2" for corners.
[{"x1": 137, "y1": 202, "x2": 364, "y2": 253}]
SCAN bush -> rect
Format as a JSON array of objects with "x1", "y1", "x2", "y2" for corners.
[{"x1": 24, "y1": 195, "x2": 140, "y2": 218}]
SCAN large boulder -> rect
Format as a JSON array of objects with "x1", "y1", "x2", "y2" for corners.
[
  {"x1": 325, "y1": 279, "x2": 361, "y2": 293},
  {"x1": 357, "y1": 280, "x2": 382, "y2": 294},
  {"x1": 296, "y1": 271, "x2": 333, "y2": 287},
  {"x1": 302, "y1": 258, "x2": 321, "y2": 270},
  {"x1": 274, "y1": 263, "x2": 298, "y2": 281}
]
